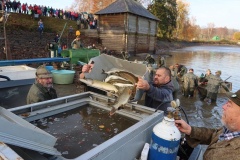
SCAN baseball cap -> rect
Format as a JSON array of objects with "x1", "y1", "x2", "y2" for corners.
[
  {"x1": 36, "y1": 65, "x2": 53, "y2": 78},
  {"x1": 226, "y1": 90, "x2": 240, "y2": 106}
]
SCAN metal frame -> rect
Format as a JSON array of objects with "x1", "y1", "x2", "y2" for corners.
[{"x1": 7, "y1": 92, "x2": 164, "y2": 159}]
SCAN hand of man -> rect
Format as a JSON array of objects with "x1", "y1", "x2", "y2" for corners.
[
  {"x1": 175, "y1": 119, "x2": 192, "y2": 135},
  {"x1": 136, "y1": 77, "x2": 150, "y2": 90},
  {"x1": 82, "y1": 64, "x2": 91, "y2": 73}
]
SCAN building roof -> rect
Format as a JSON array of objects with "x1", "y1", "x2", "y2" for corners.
[{"x1": 95, "y1": 0, "x2": 159, "y2": 21}]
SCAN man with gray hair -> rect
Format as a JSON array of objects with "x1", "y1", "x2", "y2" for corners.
[
  {"x1": 26, "y1": 65, "x2": 57, "y2": 104},
  {"x1": 175, "y1": 89, "x2": 240, "y2": 159}
]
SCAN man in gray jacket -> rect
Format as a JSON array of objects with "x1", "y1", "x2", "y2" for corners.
[
  {"x1": 175, "y1": 89, "x2": 240, "y2": 160},
  {"x1": 27, "y1": 65, "x2": 57, "y2": 104},
  {"x1": 136, "y1": 67, "x2": 174, "y2": 114}
]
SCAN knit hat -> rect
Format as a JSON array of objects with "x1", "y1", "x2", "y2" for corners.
[
  {"x1": 36, "y1": 65, "x2": 52, "y2": 78},
  {"x1": 226, "y1": 90, "x2": 240, "y2": 106}
]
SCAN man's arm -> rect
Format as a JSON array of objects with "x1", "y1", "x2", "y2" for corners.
[{"x1": 175, "y1": 119, "x2": 219, "y2": 147}]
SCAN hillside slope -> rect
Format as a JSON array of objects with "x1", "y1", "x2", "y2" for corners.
[
  {"x1": 0, "y1": 13, "x2": 200, "y2": 60},
  {"x1": 0, "y1": 13, "x2": 99, "y2": 60}
]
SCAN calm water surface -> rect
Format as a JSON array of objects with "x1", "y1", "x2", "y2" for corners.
[
  {"x1": 35, "y1": 105, "x2": 137, "y2": 159},
  {"x1": 161, "y1": 45, "x2": 240, "y2": 128},
  {"x1": 167, "y1": 45, "x2": 240, "y2": 92}
]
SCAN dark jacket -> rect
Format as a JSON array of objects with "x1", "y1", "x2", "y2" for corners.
[
  {"x1": 27, "y1": 83, "x2": 57, "y2": 104},
  {"x1": 206, "y1": 74, "x2": 229, "y2": 93},
  {"x1": 182, "y1": 72, "x2": 198, "y2": 91},
  {"x1": 186, "y1": 127, "x2": 240, "y2": 160},
  {"x1": 144, "y1": 80, "x2": 174, "y2": 114}
]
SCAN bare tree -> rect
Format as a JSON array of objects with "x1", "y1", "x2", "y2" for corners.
[{"x1": 207, "y1": 23, "x2": 215, "y2": 40}]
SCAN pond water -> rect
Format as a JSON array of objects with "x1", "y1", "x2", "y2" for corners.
[
  {"x1": 166, "y1": 45, "x2": 240, "y2": 92},
  {"x1": 160, "y1": 45, "x2": 240, "y2": 128}
]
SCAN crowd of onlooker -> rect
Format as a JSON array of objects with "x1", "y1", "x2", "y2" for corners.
[{"x1": 0, "y1": 0, "x2": 98, "y2": 29}]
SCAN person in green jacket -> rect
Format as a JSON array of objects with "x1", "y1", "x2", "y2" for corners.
[
  {"x1": 26, "y1": 65, "x2": 57, "y2": 104},
  {"x1": 175, "y1": 89, "x2": 240, "y2": 160},
  {"x1": 182, "y1": 68, "x2": 198, "y2": 97},
  {"x1": 205, "y1": 70, "x2": 229, "y2": 103}
]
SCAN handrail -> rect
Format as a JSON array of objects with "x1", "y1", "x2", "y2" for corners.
[{"x1": 0, "y1": 57, "x2": 70, "y2": 66}]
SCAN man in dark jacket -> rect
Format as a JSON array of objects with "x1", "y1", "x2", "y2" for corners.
[
  {"x1": 175, "y1": 89, "x2": 240, "y2": 160},
  {"x1": 27, "y1": 65, "x2": 57, "y2": 104},
  {"x1": 136, "y1": 67, "x2": 174, "y2": 114}
]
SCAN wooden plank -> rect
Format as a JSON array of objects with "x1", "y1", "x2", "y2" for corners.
[
  {"x1": 138, "y1": 17, "x2": 150, "y2": 34},
  {"x1": 150, "y1": 21, "x2": 157, "y2": 35},
  {"x1": 100, "y1": 14, "x2": 125, "y2": 30},
  {"x1": 127, "y1": 35, "x2": 136, "y2": 51},
  {"x1": 128, "y1": 14, "x2": 137, "y2": 32}
]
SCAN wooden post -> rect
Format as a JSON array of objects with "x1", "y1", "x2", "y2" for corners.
[
  {"x1": 124, "y1": 13, "x2": 128, "y2": 53},
  {"x1": 147, "y1": 20, "x2": 150, "y2": 53},
  {"x1": 134, "y1": 16, "x2": 139, "y2": 55}
]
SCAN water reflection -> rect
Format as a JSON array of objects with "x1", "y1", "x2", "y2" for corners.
[
  {"x1": 166, "y1": 45, "x2": 240, "y2": 92},
  {"x1": 156, "y1": 45, "x2": 240, "y2": 128}
]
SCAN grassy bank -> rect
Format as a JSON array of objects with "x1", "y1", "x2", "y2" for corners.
[{"x1": 6, "y1": 13, "x2": 77, "y2": 35}]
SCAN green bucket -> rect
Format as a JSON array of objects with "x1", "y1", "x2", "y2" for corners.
[{"x1": 51, "y1": 70, "x2": 75, "y2": 84}]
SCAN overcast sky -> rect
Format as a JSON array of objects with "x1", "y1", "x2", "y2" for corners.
[
  {"x1": 23, "y1": 0, "x2": 240, "y2": 30},
  {"x1": 186, "y1": 0, "x2": 240, "y2": 30}
]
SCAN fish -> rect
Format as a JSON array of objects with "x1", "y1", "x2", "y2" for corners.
[
  {"x1": 102, "y1": 68, "x2": 126, "y2": 75},
  {"x1": 113, "y1": 83, "x2": 134, "y2": 88},
  {"x1": 102, "y1": 69, "x2": 139, "y2": 100},
  {"x1": 102, "y1": 69, "x2": 138, "y2": 84},
  {"x1": 109, "y1": 86, "x2": 133, "y2": 116},
  {"x1": 104, "y1": 75, "x2": 132, "y2": 85},
  {"x1": 130, "y1": 67, "x2": 154, "y2": 102},
  {"x1": 115, "y1": 71, "x2": 138, "y2": 85},
  {"x1": 80, "y1": 79, "x2": 118, "y2": 94},
  {"x1": 114, "y1": 72, "x2": 138, "y2": 100}
]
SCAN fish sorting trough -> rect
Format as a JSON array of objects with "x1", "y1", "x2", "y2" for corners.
[
  {"x1": 80, "y1": 54, "x2": 151, "y2": 114},
  {"x1": 0, "y1": 92, "x2": 164, "y2": 159}
]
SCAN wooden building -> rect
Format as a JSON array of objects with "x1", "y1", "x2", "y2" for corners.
[{"x1": 95, "y1": 0, "x2": 159, "y2": 55}]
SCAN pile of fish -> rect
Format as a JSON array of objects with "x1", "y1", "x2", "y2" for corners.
[{"x1": 80, "y1": 68, "x2": 139, "y2": 115}]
